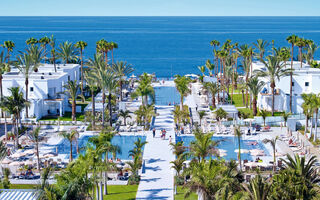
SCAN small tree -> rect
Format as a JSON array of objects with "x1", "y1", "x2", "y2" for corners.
[
  {"x1": 119, "y1": 110, "x2": 131, "y2": 126},
  {"x1": 215, "y1": 108, "x2": 228, "y2": 121},
  {"x1": 259, "y1": 110, "x2": 268, "y2": 127},
  {"x1": 198, "y1": 110, "x2": 207, "y2": 127},
  {"x1": 282, "y1": 112, "x2": 291, "y2": 127},
  {"x1": 263, "y1": 136, "x2": 280, "y2": 171}
]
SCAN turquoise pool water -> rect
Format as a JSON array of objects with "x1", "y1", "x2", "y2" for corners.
[
  {"x1": 56, "y1": 135, "x2": 146, "y2": 160},
  {"x1": 154, "y1": 86, "x2": 180, "y2": 106},
  {"x1": 176, "y1": 136, "x2": 269, "y2": 161}
]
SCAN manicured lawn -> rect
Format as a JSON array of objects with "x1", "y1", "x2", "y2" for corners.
[
  {"x1": 103, "y1": 185, "x2": 138, "y2": 200},
  {"x1": 0, "y1": 184, "x2": 38, "y2": 189},
  {"x1": 40, "y1": 112, "x2": 85, "y2": 121},
  {"x1": 175, "y1": 186, "x2": 197, "y2": 200},
  {"x1": 231, "y1": 93, "x2": 245, "y2": 107}
]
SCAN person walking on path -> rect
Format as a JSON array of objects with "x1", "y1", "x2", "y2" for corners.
[{"x1": 153, "y1": 128, "x2": 156, "y2": 138}]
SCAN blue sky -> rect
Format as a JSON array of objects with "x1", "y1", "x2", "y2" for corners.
[{"x1": 1, "y1": 0, "x2": 319, "y2": 16}]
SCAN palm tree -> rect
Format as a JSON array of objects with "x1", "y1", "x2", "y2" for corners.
[
  {"x1": 205, "y1": 60, "x2": 215, "y2": 77},
  {"x1": 203, "y1": 82, "x2": 218, "y2": 108},
  {"x1": 253, "y1": 39, "x2": 268, "y2": 59},
  {"x1": 112, "y1": 61, "x2": 134, "y2": 101},
  {"x1": 243, "y1": 174, "x2": 272, "y2": 200},
  {"x1": 302, "y1": 93, "x2": 314, "y2": 135},
  {"x1": 0, "y1": 51, "x2": 10, "y2": 100},
  {"x1": 198, "y1": 110, "x2": 207, "y2": 127},
  {"x1": 96, "y1": 39, "x2": 110, "y2": 64},
  {"x1": 286, "y1": 35, "x2": 298, "y2": 113},
  {"x1": 30, "y1": 126, "x2": 41, "y2": 172},
  {"x1": 131, "y1": 73, "x2": 155, "y2": 106},
  {"x1": 215, "y1": 107, "x2": 227, "y2": 121},
  {"x1": 263, "y1": 136, "x2": 279, "y2": 171},
  {"x1": 49, "y1": 35, "x2": 57, "y2": 72},
  {"x1": 210, "y1": 40, "x2": 220, "y2": 75},
  {"x1": 282, "y1": 112, "x2": 291, "y2": 127},
  {"x1": 312, "y1": 94, "x2": 320, "y2": 142},
  {"x1": 240, "y1": 59, "x2": 250, "y2": 108},
  {"x1": 234, "y1": 126, "x2": 242, "y2": 171},
  {"x1": 1, "y1": 40, "x2": 15, "y2": 62},
  {"x1": 84, "y1": 71, "x2": 97, "y2": 128},
  {"x1": 295, "y1": 37, "x2": 307, "y2": 68},
  {"x1": 2, "y1": 87, "x2": 29, "y2": 148},
  {"x1": 198, "y1": 65, "x2": 206, "y2": 76},
  {"x1": 57, "y1": 41, "x2": 78, "y2": 64},
  {"x1": 75, "y1": 41, "x2": 88, "y2": 97},
  {"x1": 174, "y1": 75, "x2": 191, "y2": 111},
  {"x1": 109, "y1": 41, "x2": 118, "y2": 65},
  {"x1": 119, "y1": 110, "x2": 131, "y2": 126},
  {"x1": 255, "y1": 55, "x2": 292, "y2": 116},
  {"x1": 259, "y1": 110, "x2": 268, "y2": 127},
  {"x1": 63, "y1": 80, "x2": 80, "y2": 121},
  {"x1": 39, "y1": 36, "x2": 51, "y2": 63},
  {"x1": 16, "y1": 51, "x2": 41, "y2": 118},
  {"x1": 105, "y1": 72, "x2": 118, "y2": 127},
  {"x1": 247, "y1": 76, "x2": 265, "y2": 116},
  {"x1": 59, "y1": 130, "x2": 77, "y2": 161},
  {"x1": 26, "y1": 37, "x2": 38, "y2": 46}
]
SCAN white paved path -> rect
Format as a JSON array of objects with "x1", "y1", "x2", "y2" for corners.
[{"x1": 136, "y1": 105, "x2": 175, "y2": 200}]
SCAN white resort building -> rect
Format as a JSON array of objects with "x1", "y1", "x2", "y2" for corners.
[
  {"x1": 253, "y1": 61, "x2": 320, "y2": 114},
  {"x1": 2, "y1": 64, "x2": 81, "y2": 120}
]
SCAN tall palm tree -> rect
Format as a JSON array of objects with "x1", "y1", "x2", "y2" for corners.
[
  {"x1": 0, "y1": 51, "x2": 10, "y2": 99},
  {"x1": 247, "y1": 76, "x2": 265, "y2": 116},
  {"x1": 1, "y1": 40, "x2": 15, "y2": 62},
  {"x1": 26, "y1": 37, "x2": 38, "y2": 46},
  {"x1": 253, "y1": 39, "x2": 268, "y2": 59},
  {"x1": 287, "y1": 34, "x2": 298, "y2": 113},
  {"x1": 198, "y1": 110, "x2": 207, "y2": 127},
  {"x1": 112, "y1": 61, "x2": 134, "y2": 101},
  {"x1": 16, "y1": 50, "x2": 41, "y2": 118},
  {"x1": 119, "y1": 110, "x2": 131, "y2": 126},
  {"x1": 109, "y1": 41, "x2": 118, "y2": 65},
  {"x1": 57, "y1": 41, "x2": 78, "y2": 64},
  {"x1": 282, "y1": 112, "x2": 291, "y2": 127},
  {"x1": 2, "y1": 87, "x2": 29, "y2": 148},
  {"x1": 96, "y1": 39, "x2": 110, "y2": 64},
  {"x1": 31, "y1": 126, "x2": 41, "y2": 172},
  {"x1": 263, "y1": 136, "x2": 279, "y2": 171},
  {"x1": 210, "y1": 40, "x2": 220, "y2": 75},
  {"x1": 203, "y1": 82, "x2": 219, "y2": 108},
  {"x1": 174, "y1": 75, "x2": 191, "y2": 111},
  {"x1": 240, "y1": 59, "x2": 250, "y2": 108},
  {"x1": 255, "y1": 55, "x2": 292, "y2": 116},
  {"x1": 39, "y1": 36, "x2": 51, "y2": 63},
  {"x1": 49, "y1": 35, "x2": 57, "y2": 72},
  {"x1": 75, "y1": 41, "x2": 88, "y2": 97},
  {"x1": 198, "y1": 65, "x2": 206, "y2": 76},
  {"x1": 59, "y1": 130, "x2": 77, "y2": 161},
  {"x1": 295, "y1": 37, "x2": 307, "y2": 68},
  {"x1": 259, "y1": 110, "x2": 268, "y2": 127},
  {"x1": 84, "y1": 71, "x2": 97, "y2": 128},
  {"x1": 105, "y1": 72, "x2": 118, "y2": 127},
  {"x1": 234, "y1": 126, "x2": 242, "y2": 171},
  {"x1": 63, "y1": 80, "x2": 80, "y2": 121}
]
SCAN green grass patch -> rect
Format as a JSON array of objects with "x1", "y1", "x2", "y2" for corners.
[
  {"x1": 231, "y1": 93, "x2": 245, "y2": 107},
  {"x1": 40, "y1": 112, "x2": 85, "y2": 121},
  {"x1": 175, "y1": 186, "x2": 197, "y2": 200},
  {"x1": 0, "y1": 184, "x2": 38, "y2": 189},
  {"x1": 103, "y1": 185, "x2": 138, "y2": 200}
]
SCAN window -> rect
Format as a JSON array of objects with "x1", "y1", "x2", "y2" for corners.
[
  {"x1": 68, "y1": 76, "x2": 70, "y2": 81},
  {"x1": 305, "y1": 82, "x2": 309, "y2": 87},
  {"x1": 30, "y1": 87, "x2": 34, "y2": 92},
  {"x1": 292, "y1": 82, "x2": 294, "y2": 86}
]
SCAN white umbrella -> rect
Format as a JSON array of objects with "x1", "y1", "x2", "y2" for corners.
[
  {"x1": 130, "y1": 74, "x2": 136, "y2": 78},
  {"x1": 244, "y1": 162, "x2": 257, "y2": 167},
  {"x1": 1, "y1": 158, "x2": 12, "y2": 164},
  {"x1": 24, "y1": 149, "x2": 35, "y2": 155},
  {"x1": 45, "y1": 153, "x2": 56, "y2": 158},
  {"x1": 256, "y1": 162, "x2": 269, "y2": 167},
  {"x1": 219, "y1": 152, "x2": 227, "y2": 157},
  {"x1": 218, "y1": 149, "x2": 227, "y2": 153},
  {"x1": 11, "y1": 152, "x2": 26, "y2": 158},
  {"x1": 122, "y1": 89, "x2": 129, "y2": 94},
  {"x1": 25, "y1": 160, "x2": 34, "y2": 166},
  {"x1": 9, "y1": 161, "x2": 21, "y2": 166},
  {"x1": 250, "y1": 151, "x2": 265, "y2": 156}
]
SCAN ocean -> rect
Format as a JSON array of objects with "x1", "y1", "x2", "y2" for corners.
[{"x1": 1, "y1": 16, "x2": 320, "y2": 77}]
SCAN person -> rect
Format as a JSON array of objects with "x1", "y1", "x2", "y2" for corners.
[
  {"x1": 152, "y1": 128, "x2": 156, "y2": 138},
  {"x1": 196, "y1": 104, "x2": 198, "y2": 111},
  {"x1": 169, "y1": 136, "x2": 172, "y2": 143},
  {"x1": 181, "y1": 127, "x2": 184, "y2": 135}
]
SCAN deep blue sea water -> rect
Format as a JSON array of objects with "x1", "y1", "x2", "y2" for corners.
[{"x1": 1, "y1": 16, "x2": 320, "y2": 77}]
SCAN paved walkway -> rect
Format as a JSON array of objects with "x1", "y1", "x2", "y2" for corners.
[{"x1": 136, "y1": 105, "x2": 175, "y2": 200}]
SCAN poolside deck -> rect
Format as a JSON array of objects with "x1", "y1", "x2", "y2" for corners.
[{"x1": 136, "y1": 105, "x2": 175, "y2": 200}]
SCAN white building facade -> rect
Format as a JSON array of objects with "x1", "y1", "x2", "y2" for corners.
[
  {"x1": 253, "y1": 61, "x2": 320, "y2": 114},
  {"x1": 2, "y1": 64, "x2": 81, "y2": 120}
]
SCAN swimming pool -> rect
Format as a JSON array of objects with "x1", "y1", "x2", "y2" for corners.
[
  {"x1": 176, "y1": 136, "x2": 269, "y2": 161},
  {"x1": 56, "y1": 135, "x2": 146, "y2": 160},
  {"x1": 153, "y1": 86, "x2": 180, "y2": 105}
]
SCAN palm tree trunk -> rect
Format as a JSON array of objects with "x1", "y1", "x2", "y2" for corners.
[
  {"x1": 92, "y1": 91, "x2": 95, "y2": 129},
  {"x1": 290, "y1": 44, "x2": 294, "y2": 113},
  {"x1": 80, "y1": 50, "x2": 84, "y2": 102},
  {"x1": 238, "y1": 135, "x2": 241, "y2": 171},
  {"x1": 36, "y1": 142, "x2": 40, "y2": 172},
  {"x1": 4, "y1": 114, "x2": 7, "y2": 139},
  {"x1": 299, "y1": 47, "x2": 302, "y2": 68},
  {"x1": 273, "y1": 148, "x2": 276, "y2": 172},
  {"x1": 253, "y1": 98, "x2": 257, "y2": 116},
  {"x1": 72, "y1": 99, "x2": 76, "y2": 121},
  {"x1": 102, "y1": 92, "x2": 105, "y2": 128},
  {"x1": 245, "y1": 74, "x2": 249, "y2": 108},
  {"x1": 53, "y1": 51, "x2": 57, "y2": 72},
  {"x1": 119, "y1": 80, "x2": 123, "y2": 101},
  {"x1": 212, "y1": 95, "x2": 216, "y2": 108},
  {"x1": 70, "y1": 141, "x2": 73, "y2": 162},
  {"x1": 305, "y1": 116, "x2": 308, "y2": 136},
  {"x1": 241, "y1": 90, "x2": 245, "y2": 106},
  {"x1": 95, "y1": 182, "x2": 99, "y2": 200},
  {"x1": 99, "y1": 180, "x2": 103, "y2": 200},
  {"x1": 180, "y1": 96, "x2": 183, "y2": 111},
  {"x1": 271, "y1": 82, "x2": 275, "y2": 116},
  {"x1": 315, "y1": 110, "x2": 318, "y2": 142},
  {"x1": 25, "y1": 79, "x2": 29, "y2": 118},
  {"x1": 108, "y1": 93, "x2": 112, "y2": 127},
  {"x1": 104, "y1": 153, "x2": 108, "y2": 195}
]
